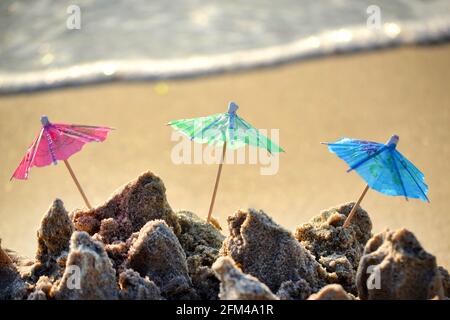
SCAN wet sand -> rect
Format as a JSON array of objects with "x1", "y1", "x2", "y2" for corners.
[{"x1": 0, "y1": 44, "x2": 449, "y2": 268}]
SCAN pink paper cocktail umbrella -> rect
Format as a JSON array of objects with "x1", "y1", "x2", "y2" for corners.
[{"x1": 11, "y1": 116, "x2": 113, "y2": 209}]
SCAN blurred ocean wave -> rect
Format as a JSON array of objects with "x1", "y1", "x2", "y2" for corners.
[{"x1": 1, "y1": 0, "x2": 450, "y2": 93}]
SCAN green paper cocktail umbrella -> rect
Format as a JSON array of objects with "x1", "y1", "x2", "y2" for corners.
[{"x1": 169, "y1": 102, "x2": 284, "y2": 223}]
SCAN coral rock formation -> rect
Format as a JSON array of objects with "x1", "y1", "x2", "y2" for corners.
[
  {"x1": 0, "y1": 242, "x2": 14, "y2": 266},
  {"x1": 295, "y1": 202, "x2": 372, "y2": 292},
  {"x1": 52, "y1": 231, "x2": 119, "y2": 300},
  {"x1": 71, "y1": 171, "x2": 180, "y2": 242},
  {"x1": 31, "y1": 199, "x2": 74, "y2": 279},
  {"x1": 28, "y1": 276, "x2": 53, "y2": 300},
  {"x1": 3, "y1": 168, "x2": 449, "y2": 302},
  {"x1": 276, "y1": 279, "x2": 312, "y2": 300},
  {"x1": 176, "y1": 211, "x2": 224, "y2": 255},
  {"x1": 213, "y1": 257, "x2": 278, "y2": 300},
  {"x1": 119, "y1": 269, "x2": 163, "y2": 300},
  {"x1": 0, "y1": 241, "x2": 26, "y2": 300},
  {"x1": 438, "y1": 266, "x2": 450, "y2": 298},
  {"x1": 318, "y1": 254, "x2": 355, "y2": 291},
  {"x1": 176, "y1": 211, "x2": 224, "y2": 300},
  {"x1": 221, "y1": 209, "x2": 328, "y2": 293},
  {"x1": 308, "y1": 284, "x2": 352, "y2": 300},
  {"x1": 127, "y1": 220, "x2": 195, "y2": 299},
  {"x1": 356, "y1": 228, "x2": 444, "y2": 300}
]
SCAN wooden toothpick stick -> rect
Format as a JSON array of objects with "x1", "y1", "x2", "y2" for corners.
[
  {"x1": 207, "y1": 142, "x2": 227, "y2": 224},
  {"x1": 63, "y1": 159, "x2": 92, "y2": 210},
  {"x1": 343, "y1": 184, "x2": 370, "y2": 228}
]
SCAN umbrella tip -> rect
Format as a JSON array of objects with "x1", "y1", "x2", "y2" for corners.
[
  {"x1": 228, "y1": 102, "x2": 239, "y2": 114},
  {"x1": 386, "y1": 134, "x2": 399, "y2": 147},
  {"x1": 40, "y1": 115, "x2": 50, "y2": 126}
]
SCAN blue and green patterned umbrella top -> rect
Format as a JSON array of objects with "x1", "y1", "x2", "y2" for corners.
[
  {"x1": 168, "y1": 102, "x2": 284, "y2": 153},
  {"x1": 324, "y1": 135, "x2": 429, "y2": 202}
]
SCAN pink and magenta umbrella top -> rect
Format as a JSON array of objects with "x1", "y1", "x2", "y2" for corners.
[{"x1": 11, "y1": 116, "x2": 113, "y2": 180}]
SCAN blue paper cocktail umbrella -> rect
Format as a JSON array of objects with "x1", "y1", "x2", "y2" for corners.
[{"x1": 323, "y1": 135, "x2": 429, "y2": 227}]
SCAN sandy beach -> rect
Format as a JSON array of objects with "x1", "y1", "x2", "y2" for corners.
[{"x1": 0, "y1": 44, "x2": 449, "y2": 268}]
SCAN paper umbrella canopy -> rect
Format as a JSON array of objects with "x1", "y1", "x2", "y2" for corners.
[
  {"x1": 12, "y1": 116, "x2": 112, "y2": 180},
  {"x1": 324, "y1": 135, "x2": 429, "y2": 202},
  {"x1": 168, "y1": 102, "x2": 284, "y2": 153}
]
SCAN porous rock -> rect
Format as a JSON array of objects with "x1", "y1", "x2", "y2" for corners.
[
  {"x1": 276, "y1": 279, "x2": 312, "y2": 300},
  {"x1": 176, "y1": 211, "x2": 225, "y2": 300},
  {"x1": 438, "y1": 266, "x2": 450, "y2": 298},
  {"x1": 51, "y1": 231, "x2": 119, "y2": 300},
  {"x1": 31, "y1": 199, "x2": 73, "y2": 279},
  {"x1": 356, "y1": 228, "x2": 444, "y2": 300},
  {"x1": 187, "y1": 262, "x2": 219, "y2": 300},
  {"x1": 221, "y1": 209, "x2": 328, "y2": 293},
  {"x1": 126, "y1": 220, "x2": 196, "y2": 299},
  {"x1": 213, "y1": 256, "x2": 278, "y2": 300},
  {"x1": 176, "y1": 211, "x2": 224, "y2": 255},
  {"x1": 71, "y1": 171, "x2": 180, "y2": 242},
  {"x1": 3, "y1": 248, "x2": 34, "y2": 277},
  {"x1": 0, "y1": 241, "x2": 13, "y2": 266},
  {"x1": 28, "y1": 276, "x2": 53, "y2": 300},
  {"x1": 103, "y1": 241, "x2": 130, "y2": 273},
  {"x1": 0, "y1": 241, "x2": 27, "y2": 300},
  {"x1": 318, "y1": 254, "x2": 355, "y2": 291},
  {"x1": 119, "y1": 269, "x2": 163, "y2": 300},
  {"x1": 295, "y1": 202, "x2": 372, "y2": 292},
  {"x1": 307, "y1": 284, "x2": 352, "y2": 300}
]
